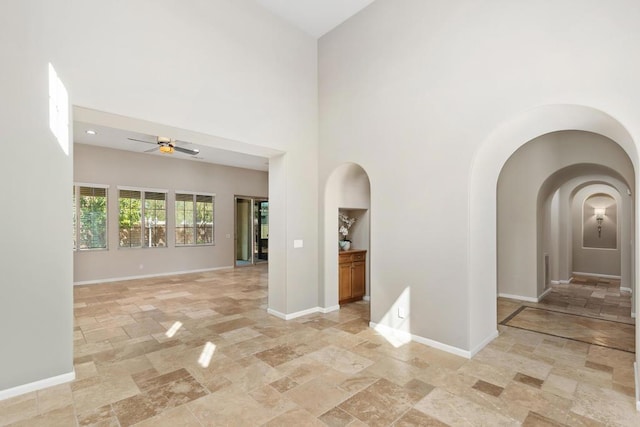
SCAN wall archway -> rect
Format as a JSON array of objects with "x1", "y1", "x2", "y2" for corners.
[
  {"x1": 469, "y1": 104, "x2": 638, "y2": 354},
  {"x1": 321, "y1": 163, "x2": 371, "y2": 310},
  {"x1": 541, "y1": 174, "x2": 632, "y2": 295}
]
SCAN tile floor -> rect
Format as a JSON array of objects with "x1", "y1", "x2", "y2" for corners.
[
  {"x1": 538, "y1": 276, "x2": 634, "y2": 324},
  {"x1": 0, "y1": 266, "x2": 638, "y2": 426}
]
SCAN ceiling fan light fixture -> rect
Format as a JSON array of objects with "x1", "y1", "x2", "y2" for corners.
[{"x1": 159, "y1": 145, "x2": 174, "y2": 154}]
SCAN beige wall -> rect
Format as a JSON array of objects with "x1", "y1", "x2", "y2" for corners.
[
  {"x1": 74, "y1": 144, "x2": 267, "y2": 283},
  {"x1": 319, "y1": 0, "x2": 640, "y2": 353},
  {"x1": 582, "y1": 194, "x2": 617, "y2": 250},
  {"x1": 572, "y1": 187, "x2": 622, "y2": 277}
]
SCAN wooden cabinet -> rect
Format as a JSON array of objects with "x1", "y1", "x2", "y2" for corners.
[{"x1": 339, "y1": 249, "x2": 366, "y2": 304}]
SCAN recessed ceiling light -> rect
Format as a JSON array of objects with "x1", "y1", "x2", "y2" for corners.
[{"x1": 85, "y1": 130, "x2": 97, "y2": 135}]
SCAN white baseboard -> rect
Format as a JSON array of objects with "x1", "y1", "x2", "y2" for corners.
[
  {"x1": 550, "y1": 280, "x2": 561, "y2": 285},
  {"x1": 0, "y1": 370, "x2": 75, "y2": 401},
  {"x1": 369, "y1": 321, "x2": 476, "y2": 359},
  {"x1": 267, "y1": 305, "x2": 340, "y2": 320},
  {"x1": 319, "y1": 305, "x2": 340, "y2": 314},
  {"x1": 498, "y1": 293, "x2": 538, "y2": 303},
  {"x1": 621, "y1": 287, "x2": 633, "y2": 294},
  {"x1": 634, "y1": 362, "x2": 640, "y2": 411},
  {"x1": 470, "y1": 330, "x2": 500, "y2": 357},
  {"x1": 363, "y1": 295, "x2": 370, "y2": 301},
  {"x1": 537, "y1": 288, "x2": 553, "y2": 301},
  {"x1": 632, "y1": 312, "x2": 636, "y2": 319},
  {"x1": 74, "y1": 266, "x2": 234, "y2": 286},
  {"x1": 572, "y1": 272, "x2": 621, "y2": 280},
  {"x1": 498, "y1": 290, "x2": 552, "y2": 303}
]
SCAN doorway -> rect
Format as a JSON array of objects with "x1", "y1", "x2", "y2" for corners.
[{"x1": 235, "y1": 196, "x2": 268, "y2": 267}]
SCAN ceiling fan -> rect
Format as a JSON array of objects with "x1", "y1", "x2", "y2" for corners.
[{"x1": 127, "y1": 136, "x2": 200, "y2": 155}]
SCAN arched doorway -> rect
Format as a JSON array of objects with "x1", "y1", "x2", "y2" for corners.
[
  {"x1": 497, "y1": 132, "x2": 634, "y2": 302},
  {"x1": 468, "y1": 105, "x2": 639, "y2": 361},
  {"x1": 322, "y1": 163, "x2": 371, "y2": 311}
]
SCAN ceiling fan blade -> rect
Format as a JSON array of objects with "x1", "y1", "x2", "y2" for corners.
[
  {"x1": 128, "y1": 137, "x2": 157, "y2": 145},
  {"x1": 144, "y1": 146, "x2": 159, "y2": 153},
  {"x1": 174, "y1": 145, "x2": 200, "y2": 155}
]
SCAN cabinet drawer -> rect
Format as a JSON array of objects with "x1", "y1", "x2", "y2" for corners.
[
  {"x1": 352, "y1": 252, "x2": 366, "y2": 261},
  {"x1": 339, "y1": 253, "x2": 353, "y2": 263}
]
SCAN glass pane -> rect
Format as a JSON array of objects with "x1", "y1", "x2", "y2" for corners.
[
  {"x1": 79, "y1": 188, "x2": 107, "y2": 249},
  {"x1": 119, "y1": 190, "x2": 142, "y2": 248},
  {"x1": 196, "y1": 196, "x2": 214, "y2": 245},
  {"x1": 144, "y1": 193, "x2": 166, "y2": 247}
]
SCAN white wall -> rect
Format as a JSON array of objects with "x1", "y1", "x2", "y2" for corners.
[
  {"x1": 2, "y1": 0, "x2": 317, "y2": 395},
  {"x1": 319, "y1": 0, "x2": 640, "y2": 355},
  {"x1": 0, "y1": 2, "x2": 74, "y2": 394},
  {"x1": 73, "y1": 144, "x2": 268, "y2": 283}
]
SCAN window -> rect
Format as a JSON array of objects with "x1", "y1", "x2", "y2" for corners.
[
  {"x1": 73, "y1": 185, "x2": 108, "y2": 250},
  {"x1": 119, "y1": 188, "x2": 167, "y2": 248},
  {"x1": 176, "y1": 193, "x2": 214, "y2": 245},
  {"x1": 144, "y1": 192, "x2": 167, "y2": 247}
]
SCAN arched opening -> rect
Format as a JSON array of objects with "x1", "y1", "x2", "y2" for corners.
[
  {"x1": 497, "y1": 132, "x2": 633, "y2": 302},
  {"x1": 322, "y1": 163, "x2": 371, "y2": 314},
  {"x1": 469, "y1": 105, "x2": 639, "y2": 362},
  {"x1": 496, "y1": 130, "x2": 635, "y2": 353}
]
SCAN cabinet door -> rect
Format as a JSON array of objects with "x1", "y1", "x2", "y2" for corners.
[
  {"x1": 339, "y1": 262, "x2": 353, "y2": 301},
  {"x1": 351, "y1": 261, "x2": 366, "y2": 298}
]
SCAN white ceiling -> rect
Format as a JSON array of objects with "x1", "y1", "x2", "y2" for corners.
[
  {"x1": 74, "y1": 122, "x2": 270, "y2": 172},
  {"x1": 254, "y1": 0, "x2": 375, "y2": 38}
]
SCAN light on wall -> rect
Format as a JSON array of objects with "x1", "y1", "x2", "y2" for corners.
[{"x1": 594, "y1": 208, "x2": 606, "y2": 238}]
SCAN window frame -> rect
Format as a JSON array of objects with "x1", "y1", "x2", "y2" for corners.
[
  {"x1": 175, "y1": 191, "x2": 215, "y2": 247},
  {"x1": 73, "y1": 183, "x2": 109, "y2": 251},
  {"x1": 117, "y1": 186, "x2": 168, "y2": 249}
]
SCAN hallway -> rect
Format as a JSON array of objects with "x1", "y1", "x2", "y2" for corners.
[{"x1": 0, "y1": 267, "x2": 638, "y2": 426}]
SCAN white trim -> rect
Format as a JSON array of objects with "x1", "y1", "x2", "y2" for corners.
[
  {"x1": 560, "y1": 279, "x2": 572, "y2": 284},
  {"x1": 550, "y1": 280, "x2": 561, "y2": 285},
  {"x1": 572, "y1": 272, "x2": 621, "y2": 280},
  {"x1": 635, "y1": 362, "x2": 640, "y2": 411},
  {"x1": 369, "y1": 321, "x2": 474, "y2": 359},
  {"x1": 362, "y1": 295, "x2": 370, "y2": 301},
  {"x1": 267, "y1": 308, "x2": 287, "y2": 320},
  {"x1": 498, "y1": 293, "x2": 538, "y2": 303},
  {"x1": 74, "y1": 182, "x2": 109, "y2": 189},
  {"x1": 74, "y1": 266, "x2": 233, "y2": 286},
  {"x1": 0, "y1": 370, "x2": 75, "y2": 401},
  {"x1": 319, "y1": 305, "x2": 340, "y2": 314},
  {"x1": 470, "y1": 330, "x2": 500, "y2": 357},
  {"x1": 267, "y1": 307, "x2": 318, "y2": 320},
  {"x1": 621, "y1": 287, "x2": 633, "y2": 294},
  {"x1": 537, "y1": 287, "x2": 553, "y2": 302},
  {"x1": 632, "y1": 312, "x2": 636, "y2": 319},
  {"x1": 175, "y1": 190, "x2": 216, "y2": 197},
  {"x1": 117, "y1": 185, "x2": 168, "y2": 193}
]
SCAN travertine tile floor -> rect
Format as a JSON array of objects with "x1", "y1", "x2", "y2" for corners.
[
  {"x1": 537, "y1": 276, "x2": 634, "y2": 324},
  {"x1": 1, "y1": 266, "x2": 638, "y2": 426}
]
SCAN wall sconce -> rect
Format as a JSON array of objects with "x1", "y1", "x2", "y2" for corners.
[{"x1": 594, "y1": 208, "x2": 606, "y2": 238}]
